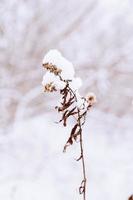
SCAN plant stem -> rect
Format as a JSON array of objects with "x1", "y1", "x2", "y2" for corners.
[
  {"x1": 78, "y1": 109, "x2": 87, "y2": 200},
  {"x1": 58, "y1": 74, "x2": 87, "y2": 199}
]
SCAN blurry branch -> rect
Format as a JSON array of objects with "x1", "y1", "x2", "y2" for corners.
[
  {"x1": 45, "y1": 0, "x2": 97, "y2": 49},
  {"x1": 14, "y1": 86, "x2": 41, "y2": 123}
]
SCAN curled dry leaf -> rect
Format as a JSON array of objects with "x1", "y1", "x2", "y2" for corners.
[
  {"x1": 63, "y1": 124, "x2": 79, "y2": 152},
  {"x1": 79, "y1": 180, "x2": 86, "y2": 194},
  {"x1": 76, "y1": 154, "x2": 83, "y2": 161}
]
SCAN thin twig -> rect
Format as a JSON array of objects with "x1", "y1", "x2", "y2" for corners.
[{"x1": 77, "y1": 108, "x2": 87, "y2": 200}]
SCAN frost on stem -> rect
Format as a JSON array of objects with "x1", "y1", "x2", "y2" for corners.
[{"x1": 42, "y1": 49, "x2": 96, "y2": 200}]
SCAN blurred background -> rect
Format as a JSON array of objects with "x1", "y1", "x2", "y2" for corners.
[{"x1": 0, "y1": 0, "x2": 133, "y2": 199}]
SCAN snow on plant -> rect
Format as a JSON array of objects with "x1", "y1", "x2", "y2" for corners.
[{"x1": 42, "y1": 49, "x2": 96, "y2": 200}]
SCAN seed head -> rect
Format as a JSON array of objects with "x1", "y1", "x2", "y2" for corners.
[
  {"x1": 43, "y1": 63, "x2": 62, "y2": 75},
  {"x1": 86, "y1": 92, "x2": 96, "y2": 106},
  {"x1": 43, "y1": 82, "x2": 57, "y2": 92}
]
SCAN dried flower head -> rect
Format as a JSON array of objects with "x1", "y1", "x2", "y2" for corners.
[
  {"x1": 43, "y1": 63, "x2": 62, "y2": 75},
  {"x1": 43, "y1": 82, "x2": 57, "y2": 92},
  {"x1": 43, "y1": 50, "x2": 75, "y2": 79},
  {"x1": 86, "y1": 92, "x2": 97, "y2": 106}
]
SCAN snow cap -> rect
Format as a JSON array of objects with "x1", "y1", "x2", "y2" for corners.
[{"x1": 43, "y1": 49, "x2": 75, "y2": 80}]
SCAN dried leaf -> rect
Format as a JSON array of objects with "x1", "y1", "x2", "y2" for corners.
[
  {"x1": 76, "y1": 154, "x2": 82, "y2": 161},
  {"x1": 70, "y1": 124, "x2": 78, "y2": 137},
  {"x1": 58, "y1": 99, "x2": 75, "y2": 112},
  {"x1": 63, "y1": 137, "x2": 73, "y2": 152},
  {"x1": 79, "y1": 180, "x2": 86, "y2": 194},
  {"x1": 62, "y1": 107, "x2": 77, "y2": 127},
  {"x1": 79, "y1": 186, "x2": 85, "y2": 194},
  {"x1": 65, "y1": 107, "x2": 76, "y2": 118},
  {"x1": 58, "y1": 110, "x2": 69, "y2": 125},
  {"x1": 73, "y1": 130, "x2": 80, "y2": 141}
]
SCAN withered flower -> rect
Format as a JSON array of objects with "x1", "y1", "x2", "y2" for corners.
[
  {"x1": 86, "y1": 92, "x2": 97, "y2": 106},
  {"x1": 43, "y1": 82, "x2": 57, "y2": 92},
  {"x1": 43, "y1": 63, "x2": 62, "y2": 76}
]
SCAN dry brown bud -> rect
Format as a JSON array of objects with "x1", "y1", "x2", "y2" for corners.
[
  {"x1": 43, "y1": 82, "x2": 57, "y2": 92},
  {"x1": 43, "y1": 63, "x2": 62, "y2": 75},
  {"x1": 86, "y1": 92, "x2": 96, "y2": 106}
]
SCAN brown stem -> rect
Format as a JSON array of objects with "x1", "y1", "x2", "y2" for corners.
[
  {"x1": 77, "y1": 109, "x2": 87, "y2": 200},
  {"x1": 67, "y1": 82, "x2": 87, "y2": 200},
  {"x1": 57, "y1": 73, "x2": 87, "y2": 200}
]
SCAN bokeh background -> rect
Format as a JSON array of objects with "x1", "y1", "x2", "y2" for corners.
[{"x1": 0, "y1": 0, "x2": 133, "y2": 199}]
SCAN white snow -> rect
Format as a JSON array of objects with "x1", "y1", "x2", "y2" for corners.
[
  {"x1": 0, "y1": 111, "x2": 132, "y2": 200},
  {"x1": 69, "y1": 77, "x2": 82, "y2": 91},
  {"x1": 42, "y1": 50, "x2": 93, "y2": 115},
  {"x1": 43, "y1": 49, "x2": 75, "y2": 80},
  {"x1": 42, "y1": 50, "x2": 83, "y2": 103},
  {"x1": 42, "y1": 71, "x2": 66, "y2": 90},
  {"x1": 74, "y1": 91, "x2": 85, "y2": 109}
]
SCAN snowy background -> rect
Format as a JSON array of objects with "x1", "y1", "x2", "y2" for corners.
[{"x1": 0, "y1": 0, "x2": 133, "y2": 199}]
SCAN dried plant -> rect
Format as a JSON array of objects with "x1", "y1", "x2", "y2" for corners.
[
  {"x1": 42, "y1": 50, "x2": 96, "y2": 200},
  {"x1": 129, "y1": 195, "x2": 133, "y2": 200}
]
